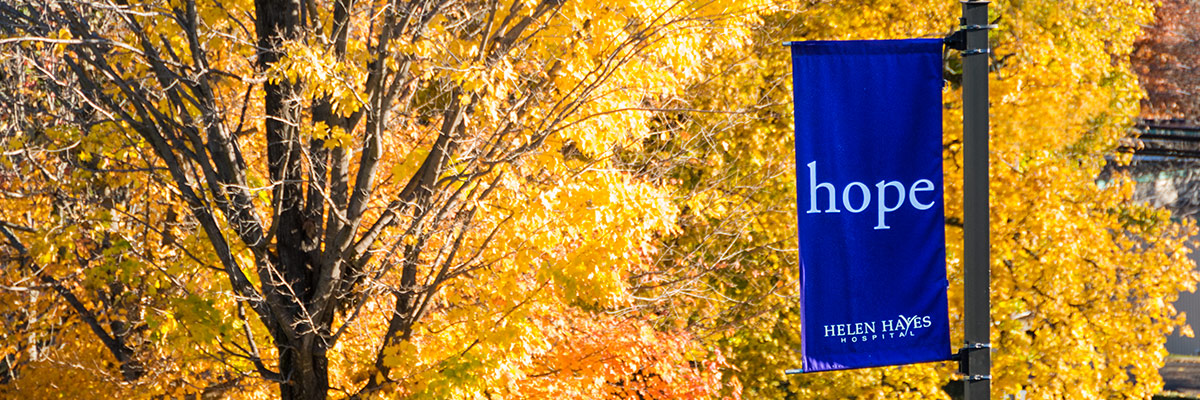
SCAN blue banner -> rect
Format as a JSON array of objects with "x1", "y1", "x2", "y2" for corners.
[{"x1": 791, "y1": 39, "x2": 951, "y2": 372}]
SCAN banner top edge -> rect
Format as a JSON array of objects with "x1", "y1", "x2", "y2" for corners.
[
  {"x1": 787, "y1": 38, "x2": 944, "y2": 55},
  {"x1": 784, "y1": 38, "x2": 943, "y2": 46}
]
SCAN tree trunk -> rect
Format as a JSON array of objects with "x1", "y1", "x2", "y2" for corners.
[
  {"x1": 278, "y1": 344, "x2": 330, "y2": 400},
  {"x1": 255, "y1": 0, "x2": 329, "y2": 398}
]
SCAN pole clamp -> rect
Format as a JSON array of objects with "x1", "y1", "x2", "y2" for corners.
[
  {"x1": 963, "y1": 374, "x2": 992, "y2": 382},
  {"x1": 960, "y1": 24, "x2": 998, "y2": 31},
  {"x1": 949, "y1": 342, "x2": 991, "y2": 361},
  {"x1": 944, "y1": 24, "x2": 996, "y2": 52},
  {"x1": 962, "y1": 342, "x2": 991, "y2": 350}
]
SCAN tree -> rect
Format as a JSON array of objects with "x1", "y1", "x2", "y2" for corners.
[
  {"x1": 638, "y1": 1, "x2": 1199, "y2": 399},
  {"x1": 0, "y1": 0, "x2": 764, "y2": 398},
  {"x1": 3, "y1": 0, "x2": 1195, "y2": 399},
  {"x1": 1132, "y1": 0, "x2": 1200, "y2": 122}
]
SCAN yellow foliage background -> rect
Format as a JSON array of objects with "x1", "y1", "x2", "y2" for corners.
[{"x1": 0, "y1": 0, "x2": 1195, "y2": 399}]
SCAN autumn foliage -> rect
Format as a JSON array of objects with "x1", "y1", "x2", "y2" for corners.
[
  {"x1": 1133, "y1": 0, "x2": 1200, "y2": 121},
  {"x1": 0, "y1": 0, "x2": 1196, "y2": 399}
]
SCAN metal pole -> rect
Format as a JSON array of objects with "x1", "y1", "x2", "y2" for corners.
[{"x1": 961, "y1": 1, "x2": 991, "y2": 399}]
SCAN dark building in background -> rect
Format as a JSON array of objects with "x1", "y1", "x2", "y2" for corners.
[{"x1": 1108, "y1": 120, "x2": 1200, "y2": 355}]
